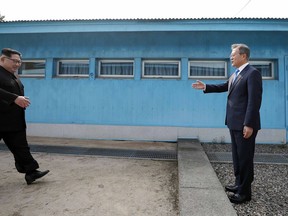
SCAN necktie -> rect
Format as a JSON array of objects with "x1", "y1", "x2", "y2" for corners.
[{"x1": 232, "y1": 69, "x2": 240, "y2": 84}]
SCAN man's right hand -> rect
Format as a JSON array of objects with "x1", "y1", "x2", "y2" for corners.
[
  {"x1": 14, "y1": 96, "x2": 30, "y2": 108},
  {"x1": 192, "y1": 80, "x2": 206, "y2": 90}
]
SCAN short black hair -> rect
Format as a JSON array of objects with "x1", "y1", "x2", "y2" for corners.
[{"x1": 1, "y1": 48, "x2": 22, "y2": 57}]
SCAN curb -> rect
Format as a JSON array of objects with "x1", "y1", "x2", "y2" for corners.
[{"x1": 177, "y1": 138, "x2": 237, "y2": 216}]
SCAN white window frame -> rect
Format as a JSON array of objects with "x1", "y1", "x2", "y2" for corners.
[
  {"x1": 18, "y1": 59, "x2": 46, "y2": 77},
  {"x1": 250, "y1": 60, "x2": 274, "y2": 80},
  {"x1": 57, "y1": 59, "x2": 89, "y2": 77},
  {"x1": 142, "y1": 60, "x2": 181, "y2": 78},
  {"x1": 188, "y1": 60, "x2": 227, "y2": 79},
  {"x1": 98, "y1": 59, "x2": 134, "y2": 78}
]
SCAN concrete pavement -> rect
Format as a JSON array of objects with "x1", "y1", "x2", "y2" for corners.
[{"x1": 0, "y1": 137, "x2": 237, "y2": 215}]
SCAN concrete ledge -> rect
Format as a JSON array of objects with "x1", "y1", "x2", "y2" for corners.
[
  {"x1": 26, "y1": 123, "x2": 286, "y2": 144},
  {"x1": 177, "y1": 139, "x2": 237, "y2": 216}
]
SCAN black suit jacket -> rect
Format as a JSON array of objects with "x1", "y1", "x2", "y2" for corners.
[
  {"x1": 0, "y1": 66, "x2": 26, "y2": 131},
  {"x1": 204, "y1": 64, "x2": 262, "y2": 131}
]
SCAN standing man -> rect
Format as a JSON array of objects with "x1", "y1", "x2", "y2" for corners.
[
  {"x1": 192, "y1": 44, "x2": 262, "y2": 204},
  {"x1": 0, "y1": 48, "x2": 49, "y2": 185}
]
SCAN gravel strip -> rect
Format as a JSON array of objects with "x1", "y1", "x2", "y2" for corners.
[{"x1": 202, "y1": 143, "x2": 288, "y2": 216}]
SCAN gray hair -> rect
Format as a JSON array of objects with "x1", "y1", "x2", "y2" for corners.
[{"x1": 231, "y1": 44, "x2": 250, "y2": 59}]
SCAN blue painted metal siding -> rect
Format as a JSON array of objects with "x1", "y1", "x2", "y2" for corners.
[{"x1": 0, "y1": 22, "x2": 287, "y2": 133}]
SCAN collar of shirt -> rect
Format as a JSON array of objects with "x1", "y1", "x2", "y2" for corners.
[{"x1": 237, "y1": 62, "x2": 249, "y2": 74}]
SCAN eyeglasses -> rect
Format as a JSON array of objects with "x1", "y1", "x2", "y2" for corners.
[{"x1": 4, "y1": 56, "x2": 22, "y2": 64}]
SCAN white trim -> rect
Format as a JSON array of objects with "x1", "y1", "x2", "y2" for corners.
[
  {"x1": 142, "y1": 60, "x2": 181, "y2": 79},
  {"x1": 56, "y1": 59, "x2": 89, "y2": 77},
  {"x1": 26, "y1": 123, "x2": 286, "y2": 144},
  {"x1": 250, "y1": 60, "x2": 275, "y2": 79},
  {"x1": 18, "y1": 59, "x2": 46, "y2": 77},
  {"x1": 98, "y1": 59, "x2": 134, "y2": 78},
  {"x1": 188, "y1": 60, "x2": 227, "y2": 79}
]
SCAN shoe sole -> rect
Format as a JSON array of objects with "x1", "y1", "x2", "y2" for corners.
[
  {"x1": 225, "y1": 187, "x2": 238, "y2": 193},
  {"x1": 229, "y1": 197, "x2": 251, "y2": 204},
  {"x1": 25, "y1": 176, "x2": 35, "y2": 185},
  {"x1": 25, "y1": 170, "x2": 49, "y2": 185}
]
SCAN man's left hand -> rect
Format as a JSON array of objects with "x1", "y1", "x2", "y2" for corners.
[{"x1": 243, "y1": 126, "x2": 253, "y2": 139}]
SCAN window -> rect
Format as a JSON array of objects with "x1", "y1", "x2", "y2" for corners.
[
  {"x1": 57, "y1": 59, "x2": 89, "y2": 77},
  {"x1": 142, "y1": 60, "x2": 180, "y2": 78},
  {"x1": 189, "y1": 61, "x2": 227, "y2": 78},
  {"x1": 250, "y1": 61, "x2": 274, "y2": 79},
  {"x1": 99, "y1": 60, "x2": 134, "y2": 77},
  {"x1": 18, "y1": 60, "x2": 45, "y2": 77}
]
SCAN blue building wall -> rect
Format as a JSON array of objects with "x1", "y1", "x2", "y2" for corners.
[{"x1": 0, "y1": 19, "x2": 287, "y2": 143}]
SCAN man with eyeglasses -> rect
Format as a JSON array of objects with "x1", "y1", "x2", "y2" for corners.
[{"x1": 0, "y1": 48, "x2": 49, "y2": 185}]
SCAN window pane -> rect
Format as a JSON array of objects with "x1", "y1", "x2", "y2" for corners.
[
  {"x1": 143, "y1": 61, "x2": 180, "y2": 77},
  {"x1": 19, "y1": 60, "x2": 45, "y2": 76},
  {"x1": 250, "y1": 61, "x2": 273, "y2": 78},
  {"x1": 189, "y1": 61, "x2": 226, "y2": 77},
  {"x1": 58, "y1": 60, "x2": 89, "y2": 76},
  {"x1": 100, "y1": 61, "x2": 133, "y2": 76}
]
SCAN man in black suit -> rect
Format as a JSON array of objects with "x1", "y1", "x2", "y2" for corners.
[
  {"x1": 192, "y1": 44, "x2": 262, "y2": 204},
  {"x1": 0, "y1": 48, "x2": 49, "y2": 185}
]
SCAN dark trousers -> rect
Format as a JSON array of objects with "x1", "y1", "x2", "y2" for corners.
[
  {"x1": 0, "y1": 130, "x2": 39, "y2": 173},
  {"x1": 229, "y1": 129, "x2": 257, "y2": 196}
]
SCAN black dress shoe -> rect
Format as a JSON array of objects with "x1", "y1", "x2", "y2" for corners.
[
  {"x1": 229, "y1": 193, "x2": 251, "y2": 204},
  {"x1": 25, "y1": 170, "x2": 50, "y2": 185},
  {"x1": 225, "y1": 185, "x2": 238, "y2": 193}
]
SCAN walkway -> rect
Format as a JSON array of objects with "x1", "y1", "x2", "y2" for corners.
[{"x1": 1, "y1": 137, "x2": 286, "y2": 215}]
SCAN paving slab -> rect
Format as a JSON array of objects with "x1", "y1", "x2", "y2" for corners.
[
  {"x1": 0, "y1": 138, "x2": 178, "y2": 216},
  {"x1": 1, "y1": 136, "x2": 239, "y2": 216},
  {"x1": 177, "y1": 139, "x2": 237, "y2": 216}
]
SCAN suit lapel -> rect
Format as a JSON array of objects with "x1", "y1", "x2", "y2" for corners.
[
  {"x1": 228, "y1": 73, "x2": 235, "y2": 92},
  {"x1": 228, "y1": 65, "x2": 250, "y2": 95}
]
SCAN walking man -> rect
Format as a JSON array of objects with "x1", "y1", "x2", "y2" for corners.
[{"x1": 0, "y1": 48, "x2": 49, "y2": 185}]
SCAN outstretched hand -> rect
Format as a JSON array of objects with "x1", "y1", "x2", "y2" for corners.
[{"x1": 192, "y1": 80, "x2": 206, "y2": 90}]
